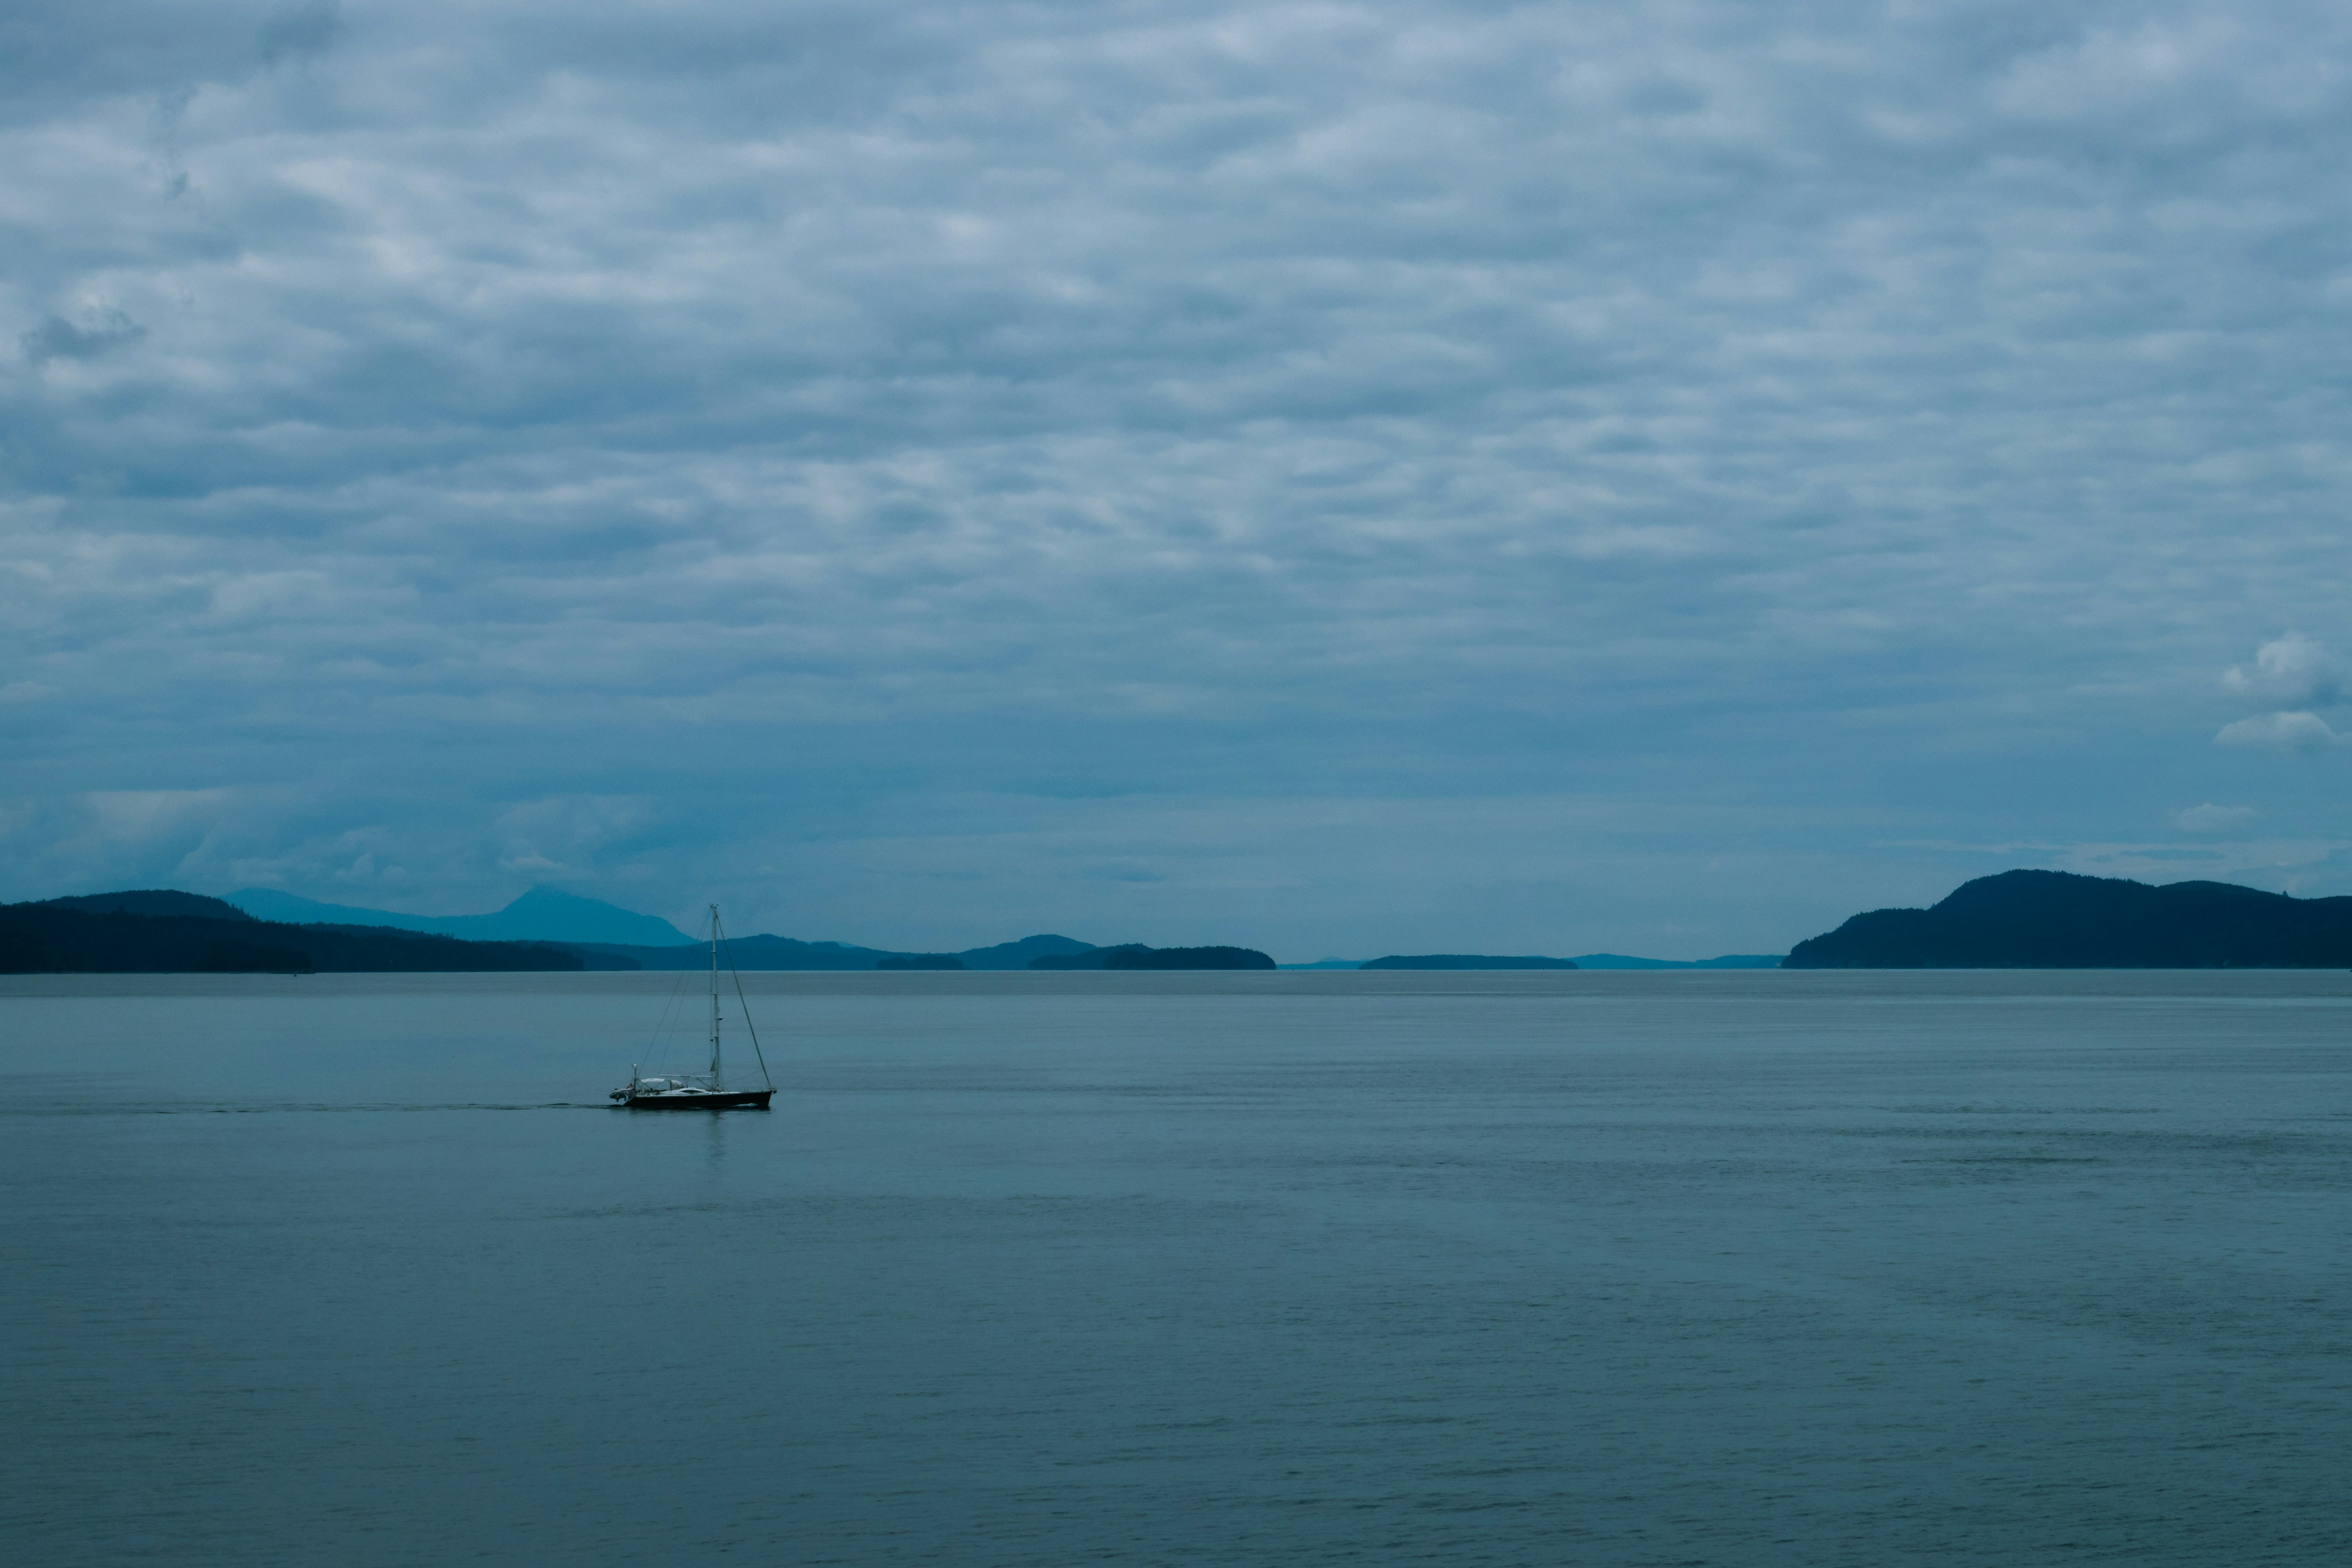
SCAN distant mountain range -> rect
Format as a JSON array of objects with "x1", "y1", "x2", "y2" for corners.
[
  {"x1": 0, "y1": 892, "x2": 1279, "y2": 974},
  {"x1": 12, "y1": 883, "x2": 1793, "y2": 973},
  {"x1": 35, "y1": 870, "x2": 2352, "y2": 973},
  {"x1": 1786, "y1": 870, "x2": 2352, "y2": 968},
  {"x1": 38, "y1": 868, "x2": 2352, "y2": 972},
  {"x1": 228, "y1": 885, "x2": 693, "y2": 946},
  {"x1": 222, "y1": 888, "x2": 1137, "y2": 968}
]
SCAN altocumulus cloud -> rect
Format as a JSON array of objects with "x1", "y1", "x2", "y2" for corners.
[
  {"x1": 7, "y1": 0, "x2": 2352, "y2": 955},
  {"x1": 2217, "y1": 711, "x2": 2340, "y2": 754},
  {"x1": 2216, "y1": 633, "x2": 2346, "y2": 754}
]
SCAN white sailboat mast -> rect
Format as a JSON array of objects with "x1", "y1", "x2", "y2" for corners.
[{"x1": 707, "y1": 903, "x2": 723, "y2": 1087}]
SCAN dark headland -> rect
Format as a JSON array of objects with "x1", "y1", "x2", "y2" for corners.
[{"x1": 1787, "y1": 869, "x2": 2352, "y2": 968}]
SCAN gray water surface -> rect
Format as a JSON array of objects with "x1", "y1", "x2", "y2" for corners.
[{"x1": 5, "y1": 970, "x2": 2349, "y2": 1566}]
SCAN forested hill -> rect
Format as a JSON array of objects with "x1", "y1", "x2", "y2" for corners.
[
  {"x1": 1783, "y1": 870, "x2": 2352, "y2": 968},
  {"x1": 0, "y1": 894, "x2": 591, "y2": 974}
]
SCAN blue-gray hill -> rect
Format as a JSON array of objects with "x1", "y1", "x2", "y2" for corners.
[
  {"x1": 228, "y1": 885, "x2": 692, "y2": 946},
  {"x1": 1784, "y1": 869, "x2": 2352, "y2": 968}
]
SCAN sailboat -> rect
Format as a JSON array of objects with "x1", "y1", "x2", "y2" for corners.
[{"x1": 610, "y1": 903, "x2": 777, "y2": 1110}]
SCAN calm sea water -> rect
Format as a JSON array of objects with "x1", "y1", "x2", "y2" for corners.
[{"x1": 5, "y1": 970, "x2": 2350, "y2": 1567}]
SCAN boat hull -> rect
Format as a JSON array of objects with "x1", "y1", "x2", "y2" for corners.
[{"x1": 620, "y1": 1090, "x2": 774, "y2": 1111}]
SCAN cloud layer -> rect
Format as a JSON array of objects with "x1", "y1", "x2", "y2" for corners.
[{"x1": 7, "y1": 1, "x2": 2352, "y2": 953}]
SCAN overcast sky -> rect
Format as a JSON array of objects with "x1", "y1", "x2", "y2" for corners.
[{"x1": 7, "y1": 0, "x2": 2352, "y2": 957}]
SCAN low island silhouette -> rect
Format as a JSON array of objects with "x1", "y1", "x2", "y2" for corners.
[
  {"x1": 1030, "y1": 944, "x2": 1276, "y2": 970},
  {"x1": 1786, "y1": 869, "x2": 2352, "y2": 968}
]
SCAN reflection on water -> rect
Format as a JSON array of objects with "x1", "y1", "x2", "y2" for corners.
[{"x1": 7, "y1": 971, "x2": 2352, "y2": 1567}]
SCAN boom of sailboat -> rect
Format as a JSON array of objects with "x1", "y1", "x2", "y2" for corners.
[{"x1": 611, "y1": 903, "x2": 776, "y2": 1110}]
